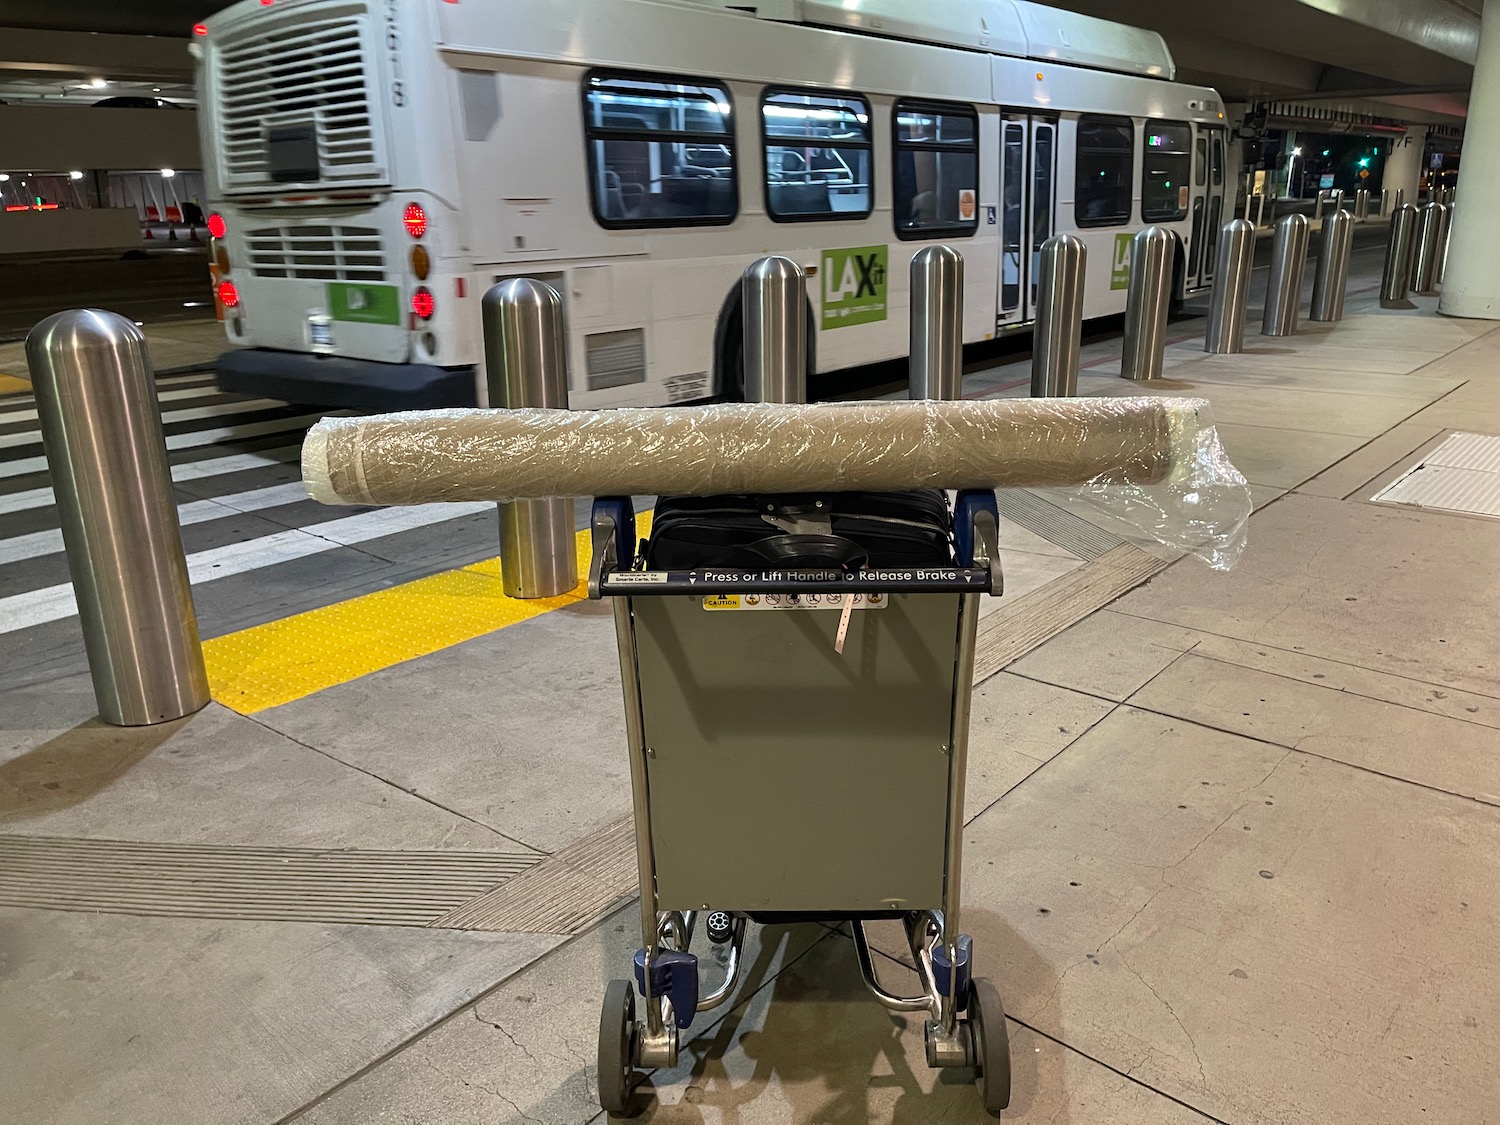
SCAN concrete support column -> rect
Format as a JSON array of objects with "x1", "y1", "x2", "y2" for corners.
[
  {"x1": 1441, "y1": 0, "x2": 1500, "y2": 319},
  {"x1": 1384, "y1": 125, "x2": 1428, "y2": 211}
]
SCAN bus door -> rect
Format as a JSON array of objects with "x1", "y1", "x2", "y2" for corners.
[
  {"x1": 1202, "y1": 128, "x2": 1227, "y2": 285},
  {"x1": 998, "y1": 113, "x2": 1058, "y2": 325},
  {"x1": 1188, "y1": 126, "x2": 1229, "y2": 290},
  {"x1": 1186, "y1": 129, "x2": 1210, "y2": 290}
]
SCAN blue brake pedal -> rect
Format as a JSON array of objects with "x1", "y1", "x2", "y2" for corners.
[{"x1": 633, "y1": 948, "x2": 698, "y2": 1028}]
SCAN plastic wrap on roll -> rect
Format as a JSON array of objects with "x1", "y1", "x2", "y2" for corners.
[{"x1": 303, "y1": 398, "x2": 1251, "y2": 569}]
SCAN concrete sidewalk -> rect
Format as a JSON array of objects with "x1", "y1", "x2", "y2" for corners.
[{"x1": 3, "y1": 267, "x2": 1498, "y2": 1124}]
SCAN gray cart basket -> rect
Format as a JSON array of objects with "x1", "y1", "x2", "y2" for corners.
[{"x1": 587, "y1": 490, "x2": 1012, "y2": 1118}]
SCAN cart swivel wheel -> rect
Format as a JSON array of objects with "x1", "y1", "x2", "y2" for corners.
[
  {"x1": 968, "y1": 977, "x2": 1012, "y2": 1118},
  {"x1": 598, "y1": 979, "x2": 640, "y2": 1117},
  {"x1": 705, "y1": 911, "x2": 734, "y2": 945}
]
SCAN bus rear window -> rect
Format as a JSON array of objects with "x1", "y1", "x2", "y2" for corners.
[
  {"x1": 893, "y1": 100, "x2": 979, "y2": 240},
  {"x1": 584, "y1": 71, "x2": 738, "y2": 229},
  {"x1": 763, "y1": 89, "x2": 873, "y2": 222}
]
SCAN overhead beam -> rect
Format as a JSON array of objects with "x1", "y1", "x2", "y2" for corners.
[
  {"x1": 0, "y1": 27, "x2": 192, "y2": 82},
  {"x1": 0, "y1": 103, "x2": 200, "y2": 170}
]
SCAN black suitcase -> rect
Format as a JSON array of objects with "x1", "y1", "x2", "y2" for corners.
[{"x1": 646, "y1": 491, "x2": 954, "y2": 570}]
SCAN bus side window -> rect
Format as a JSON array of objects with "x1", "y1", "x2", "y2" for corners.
[
  {"x1": 762, "y1": 89, "x2": 873, "y2": 222},
  {"x1": 892, "y1": 99, "x2": 980, "y2": 241},
  {"x1": 1074, "y1": 114, "x2": 1133, "y2": 228},
  {"x1": 1142, "y1": 120, "x2": 1192, "y2": 223},
  {"x1": 584, "y1": 70, "x2": 738, "y2": 229}
]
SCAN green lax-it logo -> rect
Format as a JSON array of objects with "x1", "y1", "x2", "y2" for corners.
[
  {"x1": 1110, "y1": 232, "x2": 1133, "y2": 290},
  {"x1": 821, "y1": 245, "x2": 888, "y2": 329}
]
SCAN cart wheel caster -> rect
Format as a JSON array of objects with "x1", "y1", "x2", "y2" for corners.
[
  {"x1": 706, "y1": 911, "x2": 734, "y2": 944},
  {"x1": 598, "y1": 979, "x2": 639, "y2": 1116},
  {"x1": 968, "y1": 977, "x2": 1012, "y2": 1118}
]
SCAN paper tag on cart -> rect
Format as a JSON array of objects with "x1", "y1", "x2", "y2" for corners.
[
  {"x1": 834, "y1": 593, "x2": 855, "y2": 654},
  {"x1": 702, "y1": 593, "x2": 886, "y2": 612}
]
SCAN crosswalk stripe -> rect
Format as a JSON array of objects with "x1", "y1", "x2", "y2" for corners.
[
  {"x1": 0, "y1": 482, "x2": 313, "y2": 567},
  {"x1": 0, "y1": 398, "x2": 286, "y2": 450},
  {"x1": 0, "y1": 414, "x2": 325, "y2": 480},
  {"x1": 0, "y1": 448, "x2": 298, "y2": 517},
  {"x1": 0, "y1": 373, "x2": 216, "y2": 412},
  {"x1": 0, "y1": 502, "x2": 493, "y2": 634},
  {"x1": 0, "y1": 383, "x2": 239, "y2": 426}
]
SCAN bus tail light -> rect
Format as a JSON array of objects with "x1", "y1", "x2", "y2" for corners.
[
  {"x1": 403, "y1": 203, "x2": 427, "y2": 238},
  {"x1": 411, "y1": 244, "x2": 431, "y2": 280},
  {"x1": 207, "y1": 212, "x2": 227, "y2": 240},
  {"x1": 411, "y1": 286, "x2": 435, "y2": 320},
  {"x1": 218, "y1": 279, "x2": 240, "y2": 309}
]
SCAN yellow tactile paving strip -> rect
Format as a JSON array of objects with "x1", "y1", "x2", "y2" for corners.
[
  {"x1": 204, "y1": 511, "x2": 650, "y2": 715},
  {"x1": 0, "y1": 374, "x2": 32, "y2": 395}
]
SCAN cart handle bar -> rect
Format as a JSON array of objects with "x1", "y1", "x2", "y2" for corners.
[
  {"x1": 597, "y1": 567, "x2": 992, "y2": 596},
  {"x1": 587, "y1": 493, "x2": 1001, "y2": 599}
]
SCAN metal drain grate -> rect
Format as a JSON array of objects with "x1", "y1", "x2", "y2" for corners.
[
  {"x1": 1373, "y1": 432, "x2": 1500, "y2": 519},
  {"x1": 0, "y1": 835, "x2": 539, "y2": 927},
  {"x1": 994, "y1": 489, "x2": 1126, "y2": 561}
]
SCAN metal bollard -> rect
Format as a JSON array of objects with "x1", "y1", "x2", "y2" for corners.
[
  {"x1": 25, "y1": 310, "x2": 210, "y2": 726},
  {"x1": 1120, "y1": 226, "x2": 1174, "y2": 381},
  {"x1": 743, "y1": 256, "x2": 808, "y2": 404},
  {"x1": 1313, "y1": 191, "x2": 1326, "y2": 222},
  {"x1": 1205, "y1": 219, "x2": 1256, "y2": 354},
  {"x1": 1261, "y1": 213, "x2": 1310, "y2": 337},
  {"x1": 1432, "y1": 202, "x2": 1452, "y2": 288},
  {"x1": 1412, "y1": 203, "x2": 1447, "y2": 296},
  {"x1": 1031, "y1": 233, "x2": 1087, "y2": 396},
  {"x1": 1310, "y1": 209, "x2": 1356, "y2": 322},
  {"x1": 1438, "y1": 201, "x2": 1454, "y2": 286},
  {"x1": 1392, "y1": 188, "x2": 1406, "y2": 215},
  {"x1": 482, "y1": 278, "x2": 579, "y2": 599},
  {"x1": 1354, "y1": 189, "x2": 1370, "y2": 220},
  {"x1": 909, "y1": 246, "x2": 964, "y2": 400},
  {"x1": 1380, "y1": 204, "x2": 1419, "y2": 308}
]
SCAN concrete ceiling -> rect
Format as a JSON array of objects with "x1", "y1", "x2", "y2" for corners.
[
  {"x1": 0, "y1": 2, "x2": 233, "y2": 38},
  {"x1": 1048, "y1": 0, "x2": 1478, "y2": 122},
  {"x1": 0, "y1": 0, "x2": 1482, "y2": 124}
]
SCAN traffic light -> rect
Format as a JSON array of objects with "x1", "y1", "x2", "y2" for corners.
[{"x1": 1358, "y1": 156, "x2": 1371, "y2": 168}]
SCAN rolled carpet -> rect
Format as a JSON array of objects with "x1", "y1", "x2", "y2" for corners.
[{"x1": 302, "y1": 398, "x2": 1206, "y2": 506}]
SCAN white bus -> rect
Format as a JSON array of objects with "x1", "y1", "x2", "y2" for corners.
[{"x1": 194, "y1": 0, "x2": 1229, "y2": 409}]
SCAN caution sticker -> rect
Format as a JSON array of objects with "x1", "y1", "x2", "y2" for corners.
[{"x1": 702, "y1": 592, "x2": 887, "y2": 612}]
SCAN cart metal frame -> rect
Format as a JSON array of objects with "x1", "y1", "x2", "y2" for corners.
[{"x1": 588, "y1": 490, "x2": 1011, "y2": 1116}]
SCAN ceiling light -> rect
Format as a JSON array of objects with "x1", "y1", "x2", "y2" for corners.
[
  {"x1": 69, "y1": 171, "x2": 83, "y2": 180},
  {"x1": 90, "y1": 77, "x2": 107, "y2": 89},
  {"x1": 160, "y1": 168, "x2": 176, "y2": 178}
]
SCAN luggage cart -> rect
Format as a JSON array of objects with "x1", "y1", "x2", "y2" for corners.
[{"x1": 588, "y1": 488, "x2": 1011, "y2": 1118}]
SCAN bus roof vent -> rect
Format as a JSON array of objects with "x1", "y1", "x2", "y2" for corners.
[
  {"x1": 1010, "y1": 2, "x2": 1174, "y2": 80},
  {"x1": 793, "y1": 0, "x2": 1029, "y2": 57},
  {"x1": 677, "y1": 0, "x2": 1174, "y2": 80}
]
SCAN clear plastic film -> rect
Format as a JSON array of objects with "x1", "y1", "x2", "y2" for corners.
[
  {"x1": 1055, "y1": 405, "x2": 1251, "y2": 570},
  {"x1": 302, "y1": 397, "x2": 1250, "y2": 569}
]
